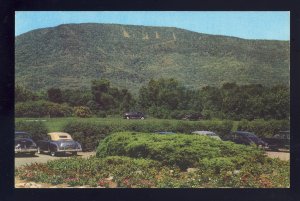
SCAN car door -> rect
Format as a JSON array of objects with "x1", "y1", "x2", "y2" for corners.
[
  {"x1": 235, "y1": 134, "x2": 250, "y2": 145},
  {"x1": 40, "y1": 136, "x2": 51, "y2": 151}
]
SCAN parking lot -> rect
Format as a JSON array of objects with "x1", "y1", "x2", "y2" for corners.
[{"x1": 15, "y1": 152, "x2": 95, "y2": 169}]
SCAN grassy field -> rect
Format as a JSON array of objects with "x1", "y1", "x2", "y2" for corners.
[{"x1": 15, "y1": 117, "x2": 239, "y2": 133}]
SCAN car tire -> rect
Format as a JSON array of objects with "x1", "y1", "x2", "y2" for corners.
[
  {"x1": 50, "y1": 151, "x2": 56, "y2": 157},
  {"x1": 140, "y1": 117, "x2": 144, "y2": 120},
  {"x1": 126, "y1": 116, "x2": 130, "y2": 120},
  {"x1": 29, "y1": 152, "x2": 36, "y2": 156}
]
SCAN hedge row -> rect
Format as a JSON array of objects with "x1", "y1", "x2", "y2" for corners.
[
  {"x1": 15, "y1": 121, "x2": 48, "y2": 141},
  {"x1": 15, "y1": 101, "x2": 73, "y2": 118},
  {"x1": 236, "y1": 119, "x2": 290, "y2": 138},
  {"x1": 62, "y1": 120, "x2": 234, "y2": 151},
  {"x1": 96, "y1": 132, "x2": 266, "y2": 170}
]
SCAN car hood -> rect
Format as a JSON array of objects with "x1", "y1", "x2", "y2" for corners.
[{"x1": 248, "y1": 137, "x2": 267, "y2": 146}]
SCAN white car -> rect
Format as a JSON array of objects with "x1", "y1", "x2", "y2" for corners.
[{"x1": 191, "y1": 131, "x2": 222, "y2": 140}]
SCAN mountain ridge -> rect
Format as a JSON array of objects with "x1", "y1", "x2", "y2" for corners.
[{"x1": 15, "y1": 23, "x2": 290, "y2": 93}]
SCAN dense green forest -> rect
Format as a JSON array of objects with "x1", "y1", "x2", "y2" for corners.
[
  {"x1": 15, "y1": 23, "x2": 289, "y2": 93},
  {"x1": 15, "y1": 78, "x2": 290, "y2": 120}
]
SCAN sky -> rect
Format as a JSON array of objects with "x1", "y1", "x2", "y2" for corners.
[{"x1": 15, "y1": 11, "x2": 290, "y2": 40}]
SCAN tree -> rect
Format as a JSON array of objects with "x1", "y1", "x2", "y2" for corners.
[
  {"x1": 15, "y1": 84, "x2": 37, "y2": 102},
  {"x1": 47, "y1": 88, "x2": 62, "y2": 103}
]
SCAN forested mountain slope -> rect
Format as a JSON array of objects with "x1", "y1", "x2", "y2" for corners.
[{"x1": 15, "y1": 23, "x2": 290, "y2": 93}]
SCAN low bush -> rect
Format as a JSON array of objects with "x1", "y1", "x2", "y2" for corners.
[
  {"x1": 74, "y1": 106, "x2": 92, "y2": 118},
  {"x1": 62, "y1": 120, "x2": 233, "y2": 151},
  {"x1": 237, "y1": 119, "x2": 290, "y2": 138},
  {"x1": 16, "y1": 156, "x2": 167, "y2": 188},
  {"x1": 96, "y1": 132, "x2": 265, "y2": 170},
  {"x1": 15, "y1": 120, "x2": 48, "y2": 141},
  {"x1": 15, "y1": 155, "x2": 289, "y2": 188}
]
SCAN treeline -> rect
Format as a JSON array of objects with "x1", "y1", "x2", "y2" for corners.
[{"x1": 15, "y1": 78, "x2": 290, "y2": 120}]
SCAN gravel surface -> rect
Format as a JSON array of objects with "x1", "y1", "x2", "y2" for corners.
[{"x1": 15, "y1": 152, "x2": 95, "y2": 169}]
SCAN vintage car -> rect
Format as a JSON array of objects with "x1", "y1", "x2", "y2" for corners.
[
  {"x1": 182, "y1": 113, "x2": 203, "y2": 121},
  {"x1": 262, "y1": 130, "x2": 290, "y2": 150},
  {"x1": 123, "y1": 112, "x2": 145, "y2": 119},
  {"x1": 191, "y1": 131, "x2": 222, "y2": 140},
  {"x1": 223, "y1": 131, "x2": 269, "y2": 149},
  {"x1": 36, "y1": 132, "x2": 82, "y2": 156},
  {"x1": 15, "y1": 131, "x2": 38, "y2": 156}
]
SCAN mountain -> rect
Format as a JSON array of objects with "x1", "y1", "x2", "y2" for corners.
[{"x1": 15, "y1": 23, "x2": 290, "y2": 93}]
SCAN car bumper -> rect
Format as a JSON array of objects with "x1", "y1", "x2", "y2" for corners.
[
  {"x1": 258, "y1": 144, "x2": 269, "y2": 149},
  {"x1": 15, "y1": 148, "x2": 37, "y2": 153},
  {"x1": 57, "y1": 148, "x2": 82, "y2": 152}
]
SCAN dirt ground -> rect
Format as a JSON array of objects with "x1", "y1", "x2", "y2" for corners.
[
  {"x1": 15, "y1": 151, "x2": 95, "y2": 169},
  {"x1": 265, "y1": 151, "x2": 290, "y2": 161}
]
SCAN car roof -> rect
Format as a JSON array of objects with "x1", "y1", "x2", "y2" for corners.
[
  {"x1": 48, "y1": 132, "x2": 73, "y2": 141},
  {"x1": 15, "y1": 131, "x2": 29, "y2": 135},
  {"x1": 155, "y1": 131, "x2": 175, "y2": 134},
  {"x1": 279, "y1": 130, "x2": 290, "y2": 133},
  {"x1": 234, "y1": 131, "x2": 254, "y2": 134},
  {"x1": 192, "y1": 131, "x2": 216, "y2": 135},
  {"x1": 234, "y1": 131, "x2": 258, "y2": 137}
]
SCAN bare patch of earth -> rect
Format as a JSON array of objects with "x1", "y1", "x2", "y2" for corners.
[{"x1": 265, "y1": 151, "x2": 290, "y2": 161}]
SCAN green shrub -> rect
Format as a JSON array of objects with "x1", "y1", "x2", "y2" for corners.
[
  {"x1": 62, "y1": 120, "x2": 233, "y2": 151},
  {"x1": 15, "y1": 120, "x2": 48, "y2": 141},
  {"x1": 16, "y1": 151, "x2": 289, "y2": 188},
  {"x1": 15, "y1": 101, "x2": 73, "y2": 118},
  {"x1": 96, "y1": 132, "x2": 265, "y2": 170},
  {"x1": 16, "y1": 156, "x2": 166, "y2": 188},
  {"x1": 74, "y1": 106, "x2": 92, "y2": 118},
  {"x1": 237, "y1": 119, "x2": 290, "y2": 138},
  {"x1": 62, "y1": 121, "x2": 113, "y2": 151}
]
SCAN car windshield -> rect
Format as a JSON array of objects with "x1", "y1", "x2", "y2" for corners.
[
  {"x1": 241, "y1": 132, "x2": 257, "y2": 137},
  {"x1": 57, "y1": 136, "x2": 73, "y2": 141},
  {"x1": 240, "y1": 133, "x2": 261, "y2": 142},
  {"x1": 207, "y1": 133, "x2": 218, "y2": 136}
]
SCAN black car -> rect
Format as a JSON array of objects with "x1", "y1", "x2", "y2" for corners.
[
  {"x1": 15, "y1": 131, "x2": 37, "y2": 156},
  {"x1": 36, "y1": 132, "x2": 82, "y2": 156},
  {"x1": 223, "y1": 131, "x2": 268, "y2": 148},
  {"x1": 123, "y1": 112, "x2": 145, "y2": 119},
  {"x1": 262, "y1": 130, "x2": 290, "y2": 150},
  {"x1": 182, "y1": 113, "x2": 203, "y2": 121}
]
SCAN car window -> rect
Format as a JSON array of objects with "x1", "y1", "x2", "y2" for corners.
[
  {"x1": 15, "y1": 134, "x2": 30, "y2": 139},
  {"x1": 236, "y1": 135, "x2": 245, "y2": 141}
]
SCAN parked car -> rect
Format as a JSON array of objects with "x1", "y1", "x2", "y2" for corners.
[
  {"x1": 15, "y1": 131, "x2": 38, "y2": 156},
  {"x1": 262, "y1": 130, "x2": 290, "y2": 150},
  {"x1": 36, "y1": 132, "x2": 82, "y2": 156},
  {"x1": 123, "y1": 112, "x2": 145, "y2": 119},
  {"x1": 191, "y1": 131, "x2": 222, "y2": 140},
  {"x1": 182, "y1": 113, "x2": 203, "y2": 121},
  {"x1": 223, "y1": 131, "x2": 268, "y2": 149}
]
